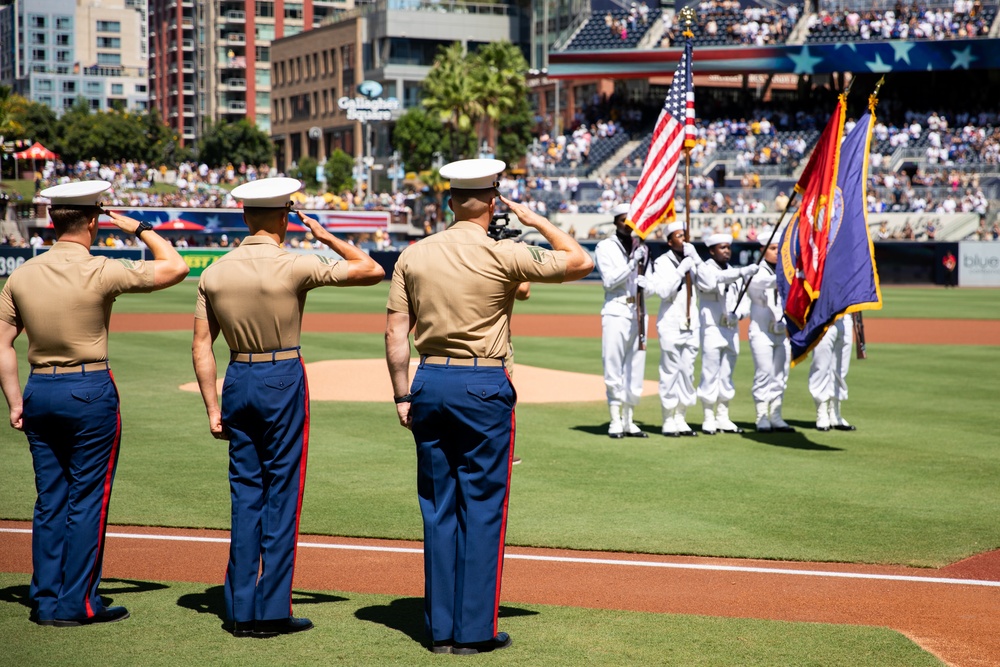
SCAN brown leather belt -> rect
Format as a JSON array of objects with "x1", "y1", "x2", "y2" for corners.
[
  {"x1": 31, "y1": 361, "x2": 110, "y2": 375},
  {"x1": 230, "y1": 349, "x2": 302, "y2": 363},
  {"x1": 421, "y1": 355, "x2": 504, "y2": 368}
]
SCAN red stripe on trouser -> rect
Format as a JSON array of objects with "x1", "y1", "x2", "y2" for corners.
[
  {"x1": 492, "y1": 369, "x2": 516, "y2": 636},
  {"x1": 84, "y1": 371, "x2": 122, "y2": 617},
  {"x1": 289, "y1": 358, "x2": 310, "y2": 616}
]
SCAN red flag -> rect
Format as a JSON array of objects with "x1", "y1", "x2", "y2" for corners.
[
  {"x1": 784, "y1": 94, "x2": 846, "y2": 327},
  {"x1": 626, "y1": 37, "x2": 695, "y2": 240}
]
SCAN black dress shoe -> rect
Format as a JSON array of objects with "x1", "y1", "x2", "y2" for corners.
[
  {"x1": 719, "y1": 427, "x2": 745, "y2": 434},
  {"x1": 773, "y1": 425, "x2": 796, "y2": 433},
  {"x1": 52, "y1": 606, "x2": 130, "y2": 627},
  {"x1": 662, "y1": 431, "x2": 681, "y2": 438},
  {"x1": 227, "y1": 621, "x2": 255, "y2": 638},
  {"x1": 679, "y1": 429, "x2": 699, "y2": 437},
  {"x1": 816, "y1": 425, "x2": 831, "y2": 432},
  {"x1": 608, "y1": 432, "x2": 625, "y2": 439},
  {"x1": 453, "y1": 632, "x2": 512, "y2": 655},
  {"x1": 756, "y1": 426, "x2": 773, "y2": 433},
  {"x1": 430, "y1": 639, "x2": 454, "y2": 654},
  {"x1": 254, "y1": 616, "x2": 314, "y2": 637},
  {"x1": 834, "y1": 424, "x2": 856, "y2": 431},
  {"x1": 29, "y1": 612, "x2": 56, "y2": 627},
  {"x1": 702, "y1": 427, "x2": 716, "y2": 435},
  {"x1": 625, "y1": 430, "x2": 648, "y2": 438}
]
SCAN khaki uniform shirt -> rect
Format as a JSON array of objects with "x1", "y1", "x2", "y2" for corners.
[
  {"x1": 386, "y1": 221, "x2": 568, "y2": 363},
  {"x1": 195, "y1": 236, "x2": 350, "y2": 352},
  {"x1": 0, "y1": 242, "x2": 155, "y2": 366}
]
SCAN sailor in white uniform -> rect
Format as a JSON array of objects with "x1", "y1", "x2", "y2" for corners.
[
  {"x1": 647, "y1": 222, "x2": 701, "y2": 437},
  {"x1": 746, "y1": 239, "x2": 794, "y2": 432},
  {"x1": 695, "y1": 233, "x2": 758, "y2": 434},
  {"x1": 809, "y1": 314, "x2": 856, "y2": 431},
  {"x1": 595, "y1": 203, "x2": 649, "y2": 438}
]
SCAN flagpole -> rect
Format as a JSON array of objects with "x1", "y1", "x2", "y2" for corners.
[
  {"x1": 732, "y1": 189, "x2": 799, "y2": 310},
  {"x1": 679, "y1": 8, "x2": 695, "y2": 330}
]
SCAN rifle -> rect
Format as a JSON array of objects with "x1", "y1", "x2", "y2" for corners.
[{"x1": 854, "y1": 313, "x2": 867, "y2": 360}]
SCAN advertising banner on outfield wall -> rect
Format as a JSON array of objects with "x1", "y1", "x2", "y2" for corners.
[
  {"x1": 178, "y1": 249, "x2": 228, "y2": 278},
  {"x1": 958, "y1": 243, "x2": 1000, "y2": 287}
]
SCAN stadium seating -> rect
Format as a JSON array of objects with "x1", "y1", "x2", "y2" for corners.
[
  {"x1": 667, "y1": 1, "x2": 803, "y2": 47},
  {"x1": 806, "y1": 3, "x2": 997, "y2": 42},
  {"x1": 563, "y1": 8, "x2": 662, "y2": 51}
]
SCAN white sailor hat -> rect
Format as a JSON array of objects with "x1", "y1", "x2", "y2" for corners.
[
  {"x1": 759, "y1": 235, "x2": 775, "y2": 246},
  {"x1": 40, "y1": 180, "x2": 111, "y2": 206},
  {"x1": 705, "y1": 233, "x2": 733, "y2": 247},
  {"x1": 705, "y1": 234, "x2": 733, "y2": 248},
  {"x1": 612, "y1": 202, "x2": 631, "y2": 217},
  {"x1": 231, "y1": 177, "x2": 302, "y2": 208},
  {"x1": 439, "y1": 158, "x2": 506, "y2": 190},
  {"x1": 665, "y1": 221, "x2": 685, "y2": 235}
]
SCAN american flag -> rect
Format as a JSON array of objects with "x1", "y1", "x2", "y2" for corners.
[{"x1": 626, "y1": 37, "x2": 695, "y2": 240}]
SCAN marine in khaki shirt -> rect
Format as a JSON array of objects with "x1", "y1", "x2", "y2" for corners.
[
  {"x1": 191, "y1": 180, "x2": 383, "y2": 639},
  {"x1": 384, "y1": 158, "x2": 593, "y2": 655},
  {"x1": 0, "y1": 180, "x2": 188, "y2": 627}
]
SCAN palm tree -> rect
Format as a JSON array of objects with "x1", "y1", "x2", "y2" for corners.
[
  {"x1": 421, "y1": 43, "x2": 483, "y2": 160},
  {"x1": 471, "y1": 43, "x2": 527, "y2": 154}
]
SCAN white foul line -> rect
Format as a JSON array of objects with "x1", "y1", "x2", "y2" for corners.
[{"x1": 2, "y1": 527, "x2": 998, "y2": 588}]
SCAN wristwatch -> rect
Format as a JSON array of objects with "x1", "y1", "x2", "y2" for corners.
[{"x1": 134, "y1": 221, "x2": 154, "y2": 237}]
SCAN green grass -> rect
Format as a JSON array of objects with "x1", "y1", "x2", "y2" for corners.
[
  {"x1": 0, "y1": 330, "x2": 997, "y2": 567},
  {"x1": 0, "y1": 574, "x2": 940, "y2": 667},
  {"x1": 0, "y1": 179, "x2": 36, "y2": 201},
  {"x1": 103, "y1": 280, "x2": 1000, "y2": 320}
]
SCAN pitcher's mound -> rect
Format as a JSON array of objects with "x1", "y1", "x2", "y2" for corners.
[{"x1": 179, "y1": 358, "x2": 660, "y2": 404}]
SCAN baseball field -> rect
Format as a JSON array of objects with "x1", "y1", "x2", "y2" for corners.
[{"x1": 1, "y1": 282, "x2": 998, "y2": 666}]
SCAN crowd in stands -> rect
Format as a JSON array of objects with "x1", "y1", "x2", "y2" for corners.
[
  {"x1": 603, "y1": 2, "x2": 653, "y2": 41},
  {"x1": 664, "y1": 0, "x2": 800, "y2": 47},
  {"x1": 808, "y1": 0, "x2": 993, "y2": 41}
]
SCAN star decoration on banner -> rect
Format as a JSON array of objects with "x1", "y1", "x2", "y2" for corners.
[
  {"x1": 206, "y1": 214, "x2": 223, "y2": 228},
  {"x1": 866, "y1": 53, "x2": 894, "y2": 73},
  {"x1": 950, "y1": 45, "x2": 977, "y2": 69},
  {"x1": 834, "y1": 42, "x2": 858, "y2": 52},
  {"x1": 788, "y1": 46, "x2": 824, "y2": 74},
  {"x1": 889, "y1": 41, "x2": 916, "y2": 64}
]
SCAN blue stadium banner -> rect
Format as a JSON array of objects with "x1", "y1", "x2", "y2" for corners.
[
  {"x1": 783, "y1": 106, "x2": 884, "y2": 366},
  {"x1": 549, "y1": 38, "x2": 1000, "y2": 77}
]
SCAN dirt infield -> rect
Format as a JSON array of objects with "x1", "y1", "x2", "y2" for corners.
[
  {"x1": 1, "y1": 521, "x2": 997, "y2": 666},
  {"x1": 114, "y1": 313, "x2": 1000, "y2": 345}
]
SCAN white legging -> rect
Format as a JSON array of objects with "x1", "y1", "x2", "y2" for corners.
[
  {"x1": 697, "y1": 325, "x2": 739, "y2": 405},
  {"x1": 809, "y1": 316, "x2": 853, "y2": 403},
  {"x1": 657, "y1": 326, "x2": 699, "y2": 410},
  {"x1": 602, "y1": 313, "x2": 647, "y2": 406},
  {"x1": 749, "y1": 330, "x2": 790, "y2": 404}
]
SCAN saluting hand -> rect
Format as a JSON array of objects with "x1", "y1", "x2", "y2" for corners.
[
  {"x1": 497, "y1": 195, "x2": 543, "y2": 229},
  {"x1": 296, "y1": 210, "x2": 325, "y2": 236},
  {"x1": 105, "y1": 210, "x2": 142, "y2": 234}
]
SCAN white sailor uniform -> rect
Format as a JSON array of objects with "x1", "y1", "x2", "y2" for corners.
[{"x1": 747, "y1": 262, "x2": 793, "y2": 432}]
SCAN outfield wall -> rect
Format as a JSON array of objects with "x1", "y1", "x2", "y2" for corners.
[{"x1": 1, "y1": 242, "x2": 996, "y2": 286}]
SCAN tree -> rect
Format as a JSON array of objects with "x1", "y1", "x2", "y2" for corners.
[
  {"x1": 471, "y1": 42, "x2": 531, "y2": 166},
  {"x1": 16, "y1": 99, "x2": 58, "y2": 147},
  {"x1": 421, "y1": 43, "x2": 483, "y2": 161},
  {"x1": 54, "y1": 101, "x2": 150, "y2": 165},
  {"x1": 324, "y1": 149, "x2": 354, "y2": 193},
  {"x1": 0, "y1": 86, "x2": 26, "y2": 141},
  {"x1": 197, "y1": 119, "x2": 274, "y2": 168},
  {"x1": 288, "y1": 155, "x2": 320, "y2": 190},
  {"x1": 143, "y1": 107, "x2": 190, "y2": 166},
  {"x1": 392, "y1": 107, "x2": 446, "y2": 172}
]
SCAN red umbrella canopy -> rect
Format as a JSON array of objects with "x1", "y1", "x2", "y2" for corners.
[
  {"x1": 154, "y1": 218, "x2": 206, "y2": 231},
  {"x1": 13, "y1": 142, "x2": 58, "y2": 160}
]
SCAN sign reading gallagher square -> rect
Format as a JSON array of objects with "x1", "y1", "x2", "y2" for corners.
[{"x1": 339, "y1": 80, "x2": 400, "y2": 122}]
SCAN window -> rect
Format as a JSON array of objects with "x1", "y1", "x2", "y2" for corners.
[
  {"x1": 86, "y1": 81, "x2": 102, "y2": 93},
  {"x1": 56, "y1": 34, "x2": 71, "y2": 46},
  {"x1": 255, "y1": 45, "x2": 270, "y2": 62},
  {"x1": 38, "y1": 95, "x2": 54, "y2": 107},
  {"x1": 62, "y1": 97, "x2": 76, "y2": 109},
  {"x1": 62, "y1": 81, "x2": 77, "y2": 93},
  {"x1": 29, "y1": 15, "x2": 46, "y2": 29},
  {"x1": 285, "y1": 3, "x2": 303, "y2": 20},
  {"x1": 31, "y1": 49, "x2": 47, "y2": 61},
  {"x1": 97, "y1": 53, "x2": 121, "y2": 65},
  {"x1": 56, "y1": 50, "x2": 71, "y2": 62},
  {"x1": 255, "y1": 69, "x2": 270, "y2": 88},
  {"x1": 56, "y1": 17, "x2": 72, "y2": 30},
  {"x1": 256, "y1": 92, "x2": 269, "y2": 109},
  {"x1": 96, "y1": 21, "x2": 121, "y2": 32},
  {"x1": 88, "y1": 98, "x2": 100, "y2": 110},
  {"x1": 111, "y1": 83, "x2": 123, "y2": 95},
  {"x1": 31, "y1": 33, "x2": 46, "y2": 45},
  {"x1": 36, "y1": 79, "x2": 54, "y2": 92},
  {"x1": 255, "y1": 2, "x2": 274, "y2": 18},
  {"x1": 256, "y1": 24, "x2": 275, "y2": 41},
  {"x1": 97, "y1": 37, "x2": 121, "y2": 49},
  {"x1": 135, "y1": 84, "x2": 147, "y2": 93},
  {"x1": 283, "y1": 25, "x2": 302, "y2": 37}
]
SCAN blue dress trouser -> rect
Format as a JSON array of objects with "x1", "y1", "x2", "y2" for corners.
[
  {"x1": 22, "y1": 370, "x2": 121, "y2": 622},
  {"x1": 221, "y1": 354, "x2": 309, "y2": 624},
  {"x1": 409, "y1": 361, "x2": 516, "y2": 644}
]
